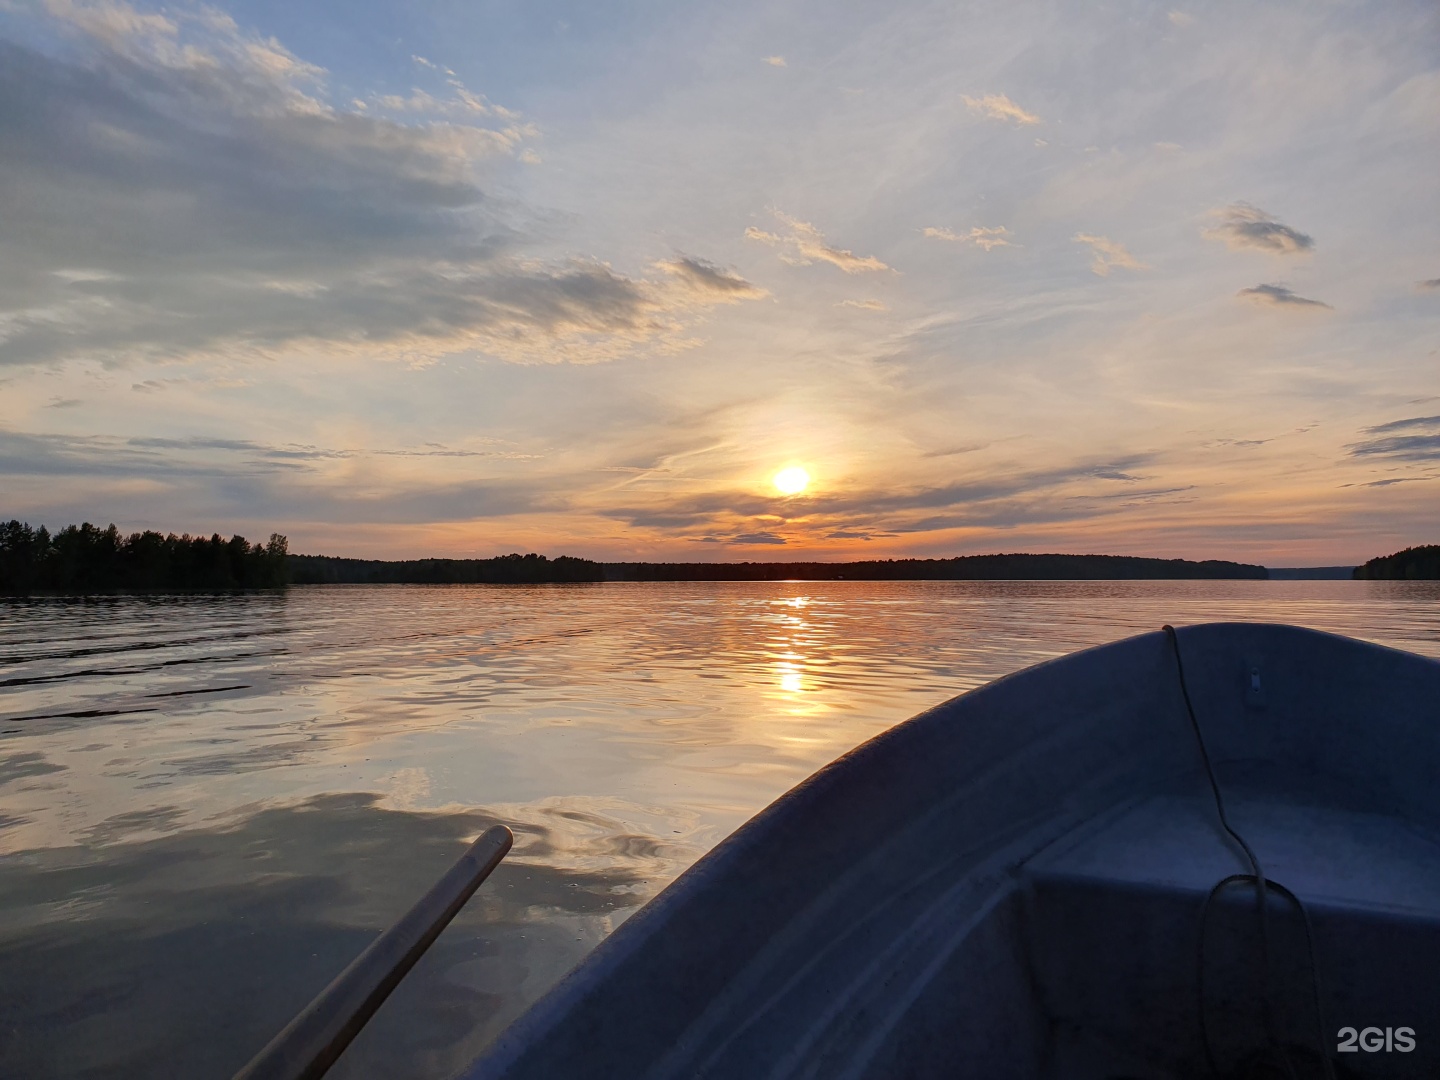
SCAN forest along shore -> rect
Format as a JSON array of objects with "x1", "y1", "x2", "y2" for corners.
[
  {"x1": 287, "y1": 552, "x2": 1268, "y2": 584},
  {"x1": 7, "y1": 520, "x2": 1437, "y2": 592},
  {"x1": 0, "y1": 521, "x2": 289, "y2": 592}
]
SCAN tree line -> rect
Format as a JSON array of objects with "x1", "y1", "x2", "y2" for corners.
[
  {"x1": 14, "y1": 517, "x2": 1436, "y2": 591},
  {"x1": 289, "y1": 552, "x2": 603, "y2": 585},
  {"x1": 289, "y1": 551, "x2": 1266, "y2": 583},
  {"x1": 601, "y1": 554, "x2": 1267, "y2": 581},
  {"x1": 1353, "y1": 545, "x2": 1440, "y2": 580},
  {"x1": 0, "y1": 521, "x2": 290, "y2": 592}
]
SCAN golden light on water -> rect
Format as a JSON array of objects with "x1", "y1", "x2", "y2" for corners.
[
  {"x1": 772, "y1": 467, "x2": 810, "y2": 495},
  {"x1": 778, "y1": 666, "x2": 804, "y2": 694}
]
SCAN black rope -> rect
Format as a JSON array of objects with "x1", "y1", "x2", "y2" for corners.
[
  {"x1": 1198, "y1": 876, "x2": 1334, "y2": 1080},
  {"x1": 1162, "y1": 624, "x2": 1334, "y2": 1080}
]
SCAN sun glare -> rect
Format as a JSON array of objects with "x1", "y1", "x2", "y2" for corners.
[{"x1": 773, "y1": 466, "x2": 810, "y2": 495}]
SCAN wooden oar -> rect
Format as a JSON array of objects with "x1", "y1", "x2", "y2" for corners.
[{"x1": 234, "y1": 824, "x2": 514, "y2": 1080}]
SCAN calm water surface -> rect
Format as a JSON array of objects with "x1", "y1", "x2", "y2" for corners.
[{"x1": 1, "y1": 580, "x2": 1437, "y2": 1077}]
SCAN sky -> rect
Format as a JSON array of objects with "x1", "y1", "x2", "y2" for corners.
[{"x1": 0, "y1": 0, "x2": 1436, "y2": 564}]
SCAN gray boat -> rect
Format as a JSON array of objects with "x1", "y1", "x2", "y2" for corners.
[{"x1": 458, "y1": 623, "x2": 1439, "y2": 1080}]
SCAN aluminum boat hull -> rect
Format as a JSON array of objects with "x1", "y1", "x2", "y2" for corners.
[{"x1": 460, "y1": 623, "x2": 1440, "y2": 1079}]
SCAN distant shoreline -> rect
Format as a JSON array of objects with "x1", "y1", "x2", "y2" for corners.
[
  {"x1": 13, "y1": 519, "x2": 1437, "y2": 592},
  {"x1": 1264, "y1": 566, "x2": 1357, "y2": 581},
  {"x1": 289, "y1": 552, "x2": 1272, "y2": 585}
]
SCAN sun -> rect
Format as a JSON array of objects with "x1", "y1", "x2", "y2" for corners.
[{"x1": 772, "y1": 466, "x2": 810, "y2": 495}]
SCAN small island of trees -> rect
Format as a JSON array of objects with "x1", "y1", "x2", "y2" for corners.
[{"x1": 1353, "y1": 545, "x2": 1440, "y2": 580}]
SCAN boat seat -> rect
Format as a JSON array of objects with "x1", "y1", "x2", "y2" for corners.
[
  {"x1": 1024, "y1": 793, "x2": 1440, "y2": 918},
  {"x1": 1020, "y1": 794, "x2": 1440, "y2": 1079}
]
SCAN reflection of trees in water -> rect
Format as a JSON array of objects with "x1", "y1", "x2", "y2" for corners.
[{"x1": 0, "y1": 794, "x2": 648, "y2": 1079}]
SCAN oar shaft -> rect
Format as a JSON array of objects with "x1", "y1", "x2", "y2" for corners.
[{"x1": 234, "y1": 824, "x2": 514, "y2": 1080}]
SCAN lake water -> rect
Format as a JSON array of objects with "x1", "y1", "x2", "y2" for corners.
[{"x1": 2, "y1": 579, "x2": 1437, "y2": 1077}]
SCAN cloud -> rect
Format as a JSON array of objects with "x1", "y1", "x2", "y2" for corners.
[
  {"x1": 40, "y1": 0, "x2": 327, "y2": 109},
  {"x1": 762, "y1": 56, "x2": 786, "y2": 67},
  {"x1": 0, "y1": 428, "x2": 555, "y2": 523},
  {"x1": 1207, "y1": 437, "x2": 1271, "y2": 449},
  {"x1": 128, "y1": 436, "x2": 273, "y2": 453},
  {"x1": 962, "y1": 93, "x2": 1041, "y2": 126},
  {"x1": 745, "y1": 211, "x2": 890, "y2": 273},
  {"x1": 922, "y1": 442, "x2": 989, "y2": 458},
  {"x1": 1236, "y1": 284, "x2": 1332, "y2": 310},
  {"x1": 1417, "y1": 278, "x2": 1440, "y2": 290},
  {"x1": 923, "y1": 225, "x2": 1011, "y2": 251},
  {"x1": 837, "y1": 299, "x2": 887, "y2": 311},
  {"x1": 656, "y1": 257, "x2": 767, "y2": 302},
  {"x1": 1347, "y1": 416, "x2": 1440, "y2": 462},
  {"x1": 1072, "y1": 234, "x2": 1147, "y2": 276},
  {"x1": 370, "y1": 86, "x2": 508, "y2": 120},
  {"x1": 1359, "y1": 476, "x2": 1438, "y2": 487},
  {"x1": 1206, "y1": 203, "x2": 1314, "y2": 255},
  {"x1": 121, "y1": 434, "x2": 524, "y2": 461},
  {"x1": 0, "y1": 1, "x2": 751, "y2": 369},
  {"x1": 731, "y1": 532, "x2": 787, "y2": 545},
  {"x1": 1361, "y1": 415, "x2": 1440, "y2": 435},
  {"x1": 1168, "y1": 11, "x2": 1194, "y2": 27}
]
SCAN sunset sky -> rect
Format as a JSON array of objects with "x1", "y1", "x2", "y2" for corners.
[{"x1": 1, "y1": 0, "x2": 1436, "y2": 563}]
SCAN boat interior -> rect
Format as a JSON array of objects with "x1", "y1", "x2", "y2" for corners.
[
  {"x1": 1027, "y1": 785, "x2": 1439, "y2": 1079},
  {"x1": 587, "y1": 775, "x2": 1440, "y2": 1080}
]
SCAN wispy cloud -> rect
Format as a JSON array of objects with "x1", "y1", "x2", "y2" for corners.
[
  {"x1": 1356, "y1": 476, "x2": 1438, "y2": 488},
  {"x1": 122, "y1": 435, "x2": 524, "y2": 460},
  {"x1": 1206, "y1": 203, "x2": 1314, "y2": 256},
  {"x1": 923, "y1": 225, "x2": 1011, "y2": 251},
  {"x1": 0, "y1": 428, "x2": 555, "y2": 524},
  {"x1": 837, "y1": 299, "x2": 887, "y2": 311},
  {"x1": 1417, "y1": 278, "x2": 1440, "y2": 290},
  {"x1": 745, "y1": 211, "x2": 890, "y2": 273},
  {"x1": 762, "y1": 55, "x2": 786, "y2": 67},
  {"x1": 657, "y1": 257, "x2": 767, "y2": 302},
  {"x1": 962, "y1": 93, "x2": 1040, "y2": 126},
  {"x1": 370, "y1": 86, "x2": 515, "y2": 122},
  {"x1": 1237, "y1": 284, "x2": 1332, "y2": 310},
  {"x1": 1347, "y1": 416, "x2": 1440, "y2": 462},
  {"x1": 1072, "y1": 234, "x2": 1147, "y2": 276},
  {"x1": 922, "y1": 443, "x2": 989, "y2": 459}
]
